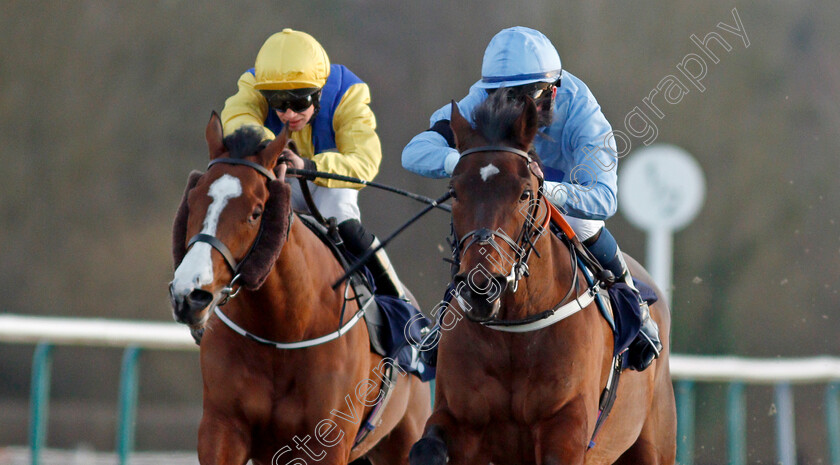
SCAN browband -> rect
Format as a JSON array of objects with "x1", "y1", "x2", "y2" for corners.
[
  {"x1": 459, "y1": 145, "x2": 533, "y2": 163},
  {"x1": 208, "y1": 158, "x2": 276, "y2": 181}
]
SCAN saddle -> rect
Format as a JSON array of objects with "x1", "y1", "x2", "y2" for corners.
[{"x1": 296, "y1": 214, "x2": 433, "y2": 380}]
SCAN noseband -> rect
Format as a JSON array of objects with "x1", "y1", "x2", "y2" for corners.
[
  {"x1": 186, "y1": 158, "x2": 276, "y2": 303},
  {"x1": 451, "y1": 145, "x2": 549, "y2": 293}
]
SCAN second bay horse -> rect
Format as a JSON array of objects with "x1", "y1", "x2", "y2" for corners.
[{"x1": 410, "y1": 94, "x2": 676, "y2": 465}]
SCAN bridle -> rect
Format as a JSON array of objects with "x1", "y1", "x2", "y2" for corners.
[
  {"x1": 186, "y1": 157, "x2": 276, "y2": 305},
  {"x1": 184, "y1": 157, "x2": 375, "y2": 349},
  {"x1": 450, "y1": 145, "x2": 550, "y2": 293},
  {"x1": 445, "y1": 144, "x2": 603, "y2": 332}
]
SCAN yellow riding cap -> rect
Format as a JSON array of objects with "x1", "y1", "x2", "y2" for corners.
[{"x1": 254, "y1": 29, "x2": 331, "y2": 91}]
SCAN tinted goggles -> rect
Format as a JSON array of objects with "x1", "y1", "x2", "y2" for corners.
[
  {"x1": 260, "y1": 89, "x2": 320, "y2": 113},
  {"x1": 490, "y1": 79, "x2": 560, "y2": 102}
]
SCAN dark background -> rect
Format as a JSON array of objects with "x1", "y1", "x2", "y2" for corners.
[{"x1": 1, "y1": 1, "x2": 838, "y2": 463}]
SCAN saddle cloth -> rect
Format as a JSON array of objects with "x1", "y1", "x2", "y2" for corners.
[{"x1": 599, "y1": 278, "x2": 659, "y2": 360}]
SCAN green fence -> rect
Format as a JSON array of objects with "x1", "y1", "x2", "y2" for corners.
[
  {"x1": 671, "y1": 355, "x2": 840, "y2": 465},
  {"x1": 1, "y1": 314, "x2": 197, "y2": 465},
  {"x1": 3, "y1": 314, "x2": 839, "y2": 465}
]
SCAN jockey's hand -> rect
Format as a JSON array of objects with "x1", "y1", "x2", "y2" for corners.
[
  {"x1": 279, "y1": 149, "x2": 317, "y2": 181},
  {"x1": 281, "y1": 149, "x2": 305, "y2": 172}
]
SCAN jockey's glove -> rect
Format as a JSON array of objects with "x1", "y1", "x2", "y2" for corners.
[{"x1": 443, "y1": 149, "x2": 460, "y2": 176}]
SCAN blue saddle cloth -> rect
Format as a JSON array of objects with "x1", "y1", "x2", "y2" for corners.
[
  {"x1": 606, "y1": 279, "x2": 658, "y2": 359},
  {"x1": 374, "y1": 294, "x2": 435, "y2": 381},
  {"x1": 351, "y1": 257, "x2": 434, "y2": 381}
]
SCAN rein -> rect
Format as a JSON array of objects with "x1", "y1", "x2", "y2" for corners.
[{"x1": 287, "y1": 168, "x2": 452, "y2": 212}]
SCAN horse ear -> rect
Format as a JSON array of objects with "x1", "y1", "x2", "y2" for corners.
[
  {"x1": 206, "y1": 111, "x2": 225, "y2": 160},
  {"x1": 259, "y1": 129, "x2": 289, "y2": 169},
  {"x1": 515, "y1": 98, "x2": 538, "y2": 149},
  {"x1": 449, "y1": 100, "x2": 473, "y2": 151}
]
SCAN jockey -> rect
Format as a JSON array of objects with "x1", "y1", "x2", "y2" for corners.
[
  {"x1": 221, "y1": 29, "x2": 406, "y2": 300},
  {"x1": 401, "y1": 27, "x2": 662, "y2": 371}
]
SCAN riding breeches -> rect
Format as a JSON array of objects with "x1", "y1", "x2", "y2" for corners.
[
  {"x1": 562, "y1": 215, "x2": 604, "y2": 242},
  {"x1": 288, "y1": 179, "x2": 361, "y2": 223}
]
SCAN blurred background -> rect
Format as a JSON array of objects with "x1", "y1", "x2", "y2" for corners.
[{"x1": 1, "y1": 1, "x2": 838, "y2": 463}]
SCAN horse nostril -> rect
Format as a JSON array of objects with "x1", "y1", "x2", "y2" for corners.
[{"x1": 185, "y1": 289, "x2": 214, "y2": 311}]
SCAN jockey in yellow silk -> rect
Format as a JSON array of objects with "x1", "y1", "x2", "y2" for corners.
[{"x1": 221, "y1": 29, "x2": 405, "y2": 300}]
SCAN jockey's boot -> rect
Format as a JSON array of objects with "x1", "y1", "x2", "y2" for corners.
[
  {"x1": 616, "y1": 253, "x2": 662, "y2": 371},
  {"x1": 366, "y1": 238, "x2": 407, "y2": 300},
  {"x1": 338, "y1": 219, "x2": 406, "y2": 300},
  {"x1": 584, "y1": 227, "x2": 662, "y2": 371}
]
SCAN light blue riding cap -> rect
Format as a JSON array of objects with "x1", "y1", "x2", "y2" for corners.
[{"x1": 474, "y1": 26, "x2": 563, "y2": 89}]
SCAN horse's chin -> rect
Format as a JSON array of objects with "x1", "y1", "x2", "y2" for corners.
[
  {"x1": 464, "y1": 297, "x2": 501, "y2": 323},
  {"x1": 188, "y1": 307, "x2": 213, "y2": 345},
  {"x1": 190, "y1": 325, "x2": 205, "y2": 345}
]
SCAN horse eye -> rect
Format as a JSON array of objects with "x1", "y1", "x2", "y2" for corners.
[
  {"x1": 520, "y1": 190, "x2": 533, "y2": 201},
  {"x1": 250, "y1": 207, "x2": 263, "y2": 222}
]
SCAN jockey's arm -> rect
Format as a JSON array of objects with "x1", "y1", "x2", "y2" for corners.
[
  {"x1": 310, "y1": 83, "x2": 382, "y2": 189},
  {"x1": 402, "y1": 86, "x2": 488, "y2": 178},
  {"x1": 549, "y1": 72, "x2": 618, "y2": 220},
  {"x1": 220, "y1": 71, "x2": 275, "y2": 140}
]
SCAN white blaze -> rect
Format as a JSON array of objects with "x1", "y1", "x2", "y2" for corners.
[
  {"x1": 480, "y1": 163, "x2": 500, "y2": 182},
  {"x1": 171, "y1": 174, "x2": 242, "y2": 296}
]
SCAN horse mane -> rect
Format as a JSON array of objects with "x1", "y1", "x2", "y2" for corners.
[
  {"x1": 223, "y1": 125, "x2": 268, "y2": 159},
  {"x1": 472, "y1": 90, "x2": 543, "y2": 166}
]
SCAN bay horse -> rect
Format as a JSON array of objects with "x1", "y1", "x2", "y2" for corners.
[
  {"x1": 169, "y1": 113, "x2": 430, "y2": 465},
  {"x1": 409, "y1": 95, "x2": 676, "y2": 465}
]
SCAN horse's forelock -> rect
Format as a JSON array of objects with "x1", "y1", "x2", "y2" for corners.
[
  {"x1": 473, "y1": 91, "x2": 530, "y2": 147},
  {"x1": 470, "y1": 91, "x2": 544, "y2": 173},
  {"x1": 223, "y1": 126, "x2": 267, "y2": 159}
]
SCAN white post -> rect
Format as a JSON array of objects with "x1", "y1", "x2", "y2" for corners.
[
  {"x1": 619, "y1": 144, "x2": 705, "y2": 308},
  {"x1": 647, "y1": 227, "x2": 674, "y2": 304}
]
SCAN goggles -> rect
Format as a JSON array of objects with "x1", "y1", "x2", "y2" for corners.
[
  {"x1": 490, "y1": 78, "x2": 561, "y2": 102},
  {"x1": 260, "y1": 88, "x2": 320, "y2": 113}
]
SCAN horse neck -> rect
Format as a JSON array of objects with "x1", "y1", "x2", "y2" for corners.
[
  {"x1": 227, "y1": 218, "x2": 349, "y2": 341},
  {"x1": 501, "y1": 230, "x2": 577, "y2": 318}
]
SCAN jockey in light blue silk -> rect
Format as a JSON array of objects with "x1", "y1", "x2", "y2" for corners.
[{"x1": 402, "y1": 26, "x2": 662, "y2": 371}]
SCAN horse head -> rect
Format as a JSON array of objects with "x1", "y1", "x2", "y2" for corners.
[
  {"x1": 448, "y1": 91, "x2": 548, "y2": 322},
  {"x1": 169, "y1": 112, "x2": 292, "y2": 342}
]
